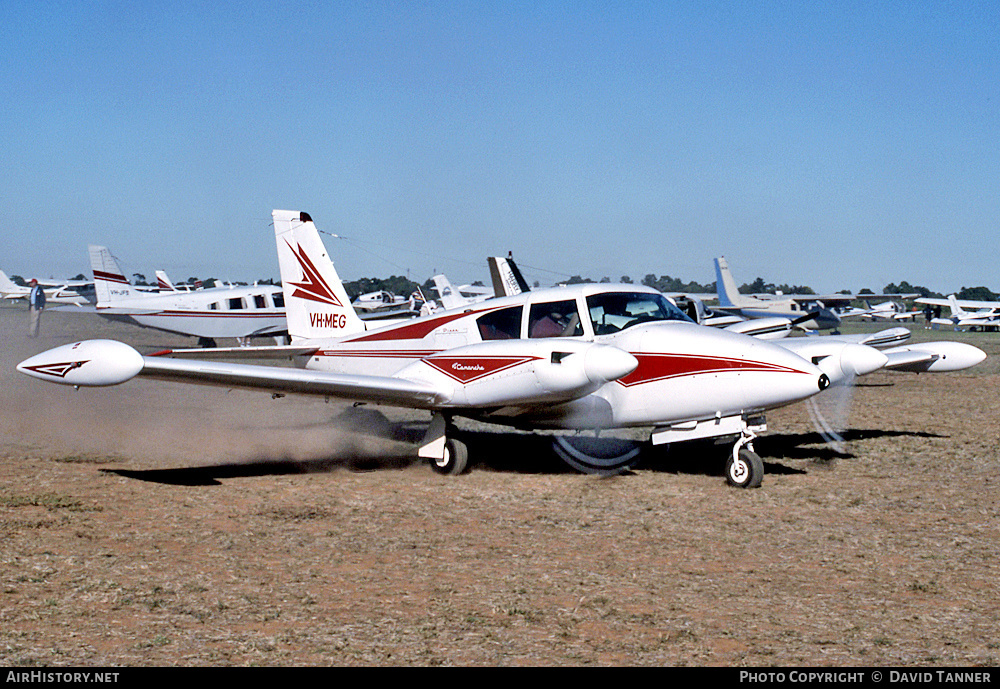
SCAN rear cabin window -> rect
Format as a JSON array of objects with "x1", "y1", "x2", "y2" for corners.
[
  {"x1": 253, "y1": 294, "x2": 267, "y2": 309},
  {"x1": 477, "y1": 306, "x2": 523, "y2": 340},
  {"x1": 528, "y1": 299, "x2": 583, "y2": 338},
  {"x1": 271, "y1": 292, "x2": 284, "y2": 308}
]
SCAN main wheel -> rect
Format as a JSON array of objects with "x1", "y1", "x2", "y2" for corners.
[
  {"x1": 552, "y1": 436, "x2": 642, "y2": 476},
  {"x1": 430, "y1": 437, "x2": 469, "y2": 476},
  {"x1": 725, "y1": 447, "x2": 764, "y2": 488}
]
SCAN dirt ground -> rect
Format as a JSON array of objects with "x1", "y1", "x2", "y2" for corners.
[{"x1": 1, "y1": 305, "x2": 998, "y2": 667}]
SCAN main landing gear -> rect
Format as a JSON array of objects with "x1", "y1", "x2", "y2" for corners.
[
  {"x1": 419, "y1": 413, "x2": 766, "y2": 487},
  {"x1": 419, "y1": 413, "x2": 470, "y2": 476}
]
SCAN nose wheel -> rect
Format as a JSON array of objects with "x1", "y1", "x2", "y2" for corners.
[{"x1": 725, "y1": 431, "x2": 764, "y2": 488}]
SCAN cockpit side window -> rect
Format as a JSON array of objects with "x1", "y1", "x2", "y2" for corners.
[
  {"x1": 477, "y1": 305, "x2": 523, "y2": 341},
  {"x1": 528, "y1": 299, "x2": 583, "y2": 338},
  {"x1": 587, "y1": 292, "x2": 693, "y2": 335}
]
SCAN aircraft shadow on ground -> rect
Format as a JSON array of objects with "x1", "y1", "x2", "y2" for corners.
[{"x1": 102, "y1": 420, "x2": 946, "y2": 486}]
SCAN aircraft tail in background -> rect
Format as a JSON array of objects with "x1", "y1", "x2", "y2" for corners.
[
  {"x1": 713, "y1": 256, "x2": 749, "y2": 308},
  {"x1": 488, "y1": 254, "x2": 530, "y2": 298},
  {"x1": 89, "y1": 246, "x2": 139, "y2": 305}
]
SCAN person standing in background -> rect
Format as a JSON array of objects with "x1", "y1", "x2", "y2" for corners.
[{"x1": 27, "y1": 278, "x2": 45, "y2": 337}]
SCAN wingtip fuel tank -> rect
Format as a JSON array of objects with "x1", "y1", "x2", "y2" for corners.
[{"x1": 17, "y1": 340, "x2": 144, "y2": 387}]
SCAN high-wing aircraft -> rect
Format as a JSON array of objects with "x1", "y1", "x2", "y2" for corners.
[
  {"x1": 849, "y1": 300, "x2": 920, "y2": 322},
  {"x1": 88, "y1": 245, "x2": 288, "y2": 346},
  {"x1": 921, "y1": 295, "x2": 1000, "y2": 331},
  {"x1": 713, "y1": 257, "x2": 847, "y2": 330},
  {"x1": 21, "y1": 210, "x2": 883, "y2": 489},
  {"x1": 0, "y1": 270, "x2": 93, "y2": 305}
]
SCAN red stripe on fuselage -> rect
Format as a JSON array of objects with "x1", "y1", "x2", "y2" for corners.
[
  {"x1": 616, "y1": 353, "x2": 808, "y2": 388},
  {"x1": 344, "y1": 306, "x2": 501, "y2": 342}
]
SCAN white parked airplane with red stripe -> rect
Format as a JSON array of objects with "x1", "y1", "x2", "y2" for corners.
[
  {"x1": 17, "y1": 211, "x2": 983, "y2": 487},
  {"x1": 88, "y1": 245, "x2": 287, "y2": 346}
]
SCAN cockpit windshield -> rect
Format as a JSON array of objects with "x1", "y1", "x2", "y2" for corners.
[{"x1": 586, "y1": 292, "x2": 694, "y2": 335}]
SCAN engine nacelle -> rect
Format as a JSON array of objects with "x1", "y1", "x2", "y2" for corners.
[
  {"x1": 780, "y1": 340, "x2": 888, "y2": 385},
  {"x1": 17, "y1": 340, "x2": 144, "y2": 387},
  {"x1": 397, "y1": 339, "x2": 638, "y2": 408}
]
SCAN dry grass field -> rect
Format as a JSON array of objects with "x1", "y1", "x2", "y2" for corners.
[{"x1": 1, "y1": 305, "x2": 998, "y2": 666}]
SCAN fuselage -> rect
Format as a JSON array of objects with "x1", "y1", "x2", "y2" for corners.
[
  {"x1": 97, "y1": 285, "x2": 287, "y2": 339},
  {"x1": 293, "y1": 284, "x2": 826, "y2": 430}
]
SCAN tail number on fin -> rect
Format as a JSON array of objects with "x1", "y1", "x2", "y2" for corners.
[{"x1": 309, "y1": 312, "x2": 348, "y2": 329}]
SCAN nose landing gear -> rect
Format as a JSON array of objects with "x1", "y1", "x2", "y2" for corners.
[{"x1": 725, "y1": 429, "x2": 764, "y2": 488}]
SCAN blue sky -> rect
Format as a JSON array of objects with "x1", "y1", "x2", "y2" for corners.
[{"x1": 3, "y1": 1, "x2": 997, "y2": 293}]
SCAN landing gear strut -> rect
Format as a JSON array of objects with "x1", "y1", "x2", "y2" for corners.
[{"x1": 725, "y1": 429, "x2": 764, "y2": 489}]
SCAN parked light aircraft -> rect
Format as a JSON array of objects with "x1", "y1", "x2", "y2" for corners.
[
  {"x1": 88, "y1": 245, "x2": 288, "y2": 346},
  {"x1": 487, "y1": 257, "x2": 983, "y2": 372},
  {"x1": 432, "y1": 274, "x2": 492, "y2": 310},
  {"x1": 923, "y1": 295, "x2": 1000, "y2": 331},
  {"x1": 154, "y1": 270, "x2": 202, "y2": 293},
  {"x1": 849, "y1": 300, "x2": 920, "y2": 322},
  {"x1": 0, "y1": 270, "x2": 93, "y2": 305},
  {"x1": 713, "y1": 257, "x2": 848, "y2": 330},
  {"x1": 19, "y1": 212, "x2": 986, "y2": 487}
]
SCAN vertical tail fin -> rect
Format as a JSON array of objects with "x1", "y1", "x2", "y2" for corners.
[
  {"x1": 946, "y1": 294, "x2": 965, "y2": 318},
  {"x1": 488, "y1": 255, "x2": 530, "y2": 297},
  {"x1": 0, "y1": 270, "x2": 20, "y2": 296},
  {"x1": 713, "y1": 256, "x2": 747, "y2": 308},
  {"x1": 432, "y1": 274, "x2": 467, "y2": 310},
  {"x1": 89, "y1": 246, "x2": 137, "y2": 304},
  {"x1": 272, "y1": 210, "x2": 365, "y2": 341},
  {"x1": 155, "y1": 270, "x2": 177, "y2": 292}
]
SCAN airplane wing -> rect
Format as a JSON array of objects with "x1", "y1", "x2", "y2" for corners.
[
  {"x1": 139, "y1": 357, "x2": 447, "y2": 407},
  {"x1": 17, "y1": 339, "x2": 448, "y2": 408},
  {"x1": 19, "y1": 337, "x2": 640, "y2": 411}
]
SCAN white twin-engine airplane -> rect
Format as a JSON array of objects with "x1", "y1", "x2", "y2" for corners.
[
  {"x1": 88, "y1": 246, "x2": 288, "y2": 347},
  {"x1": 18, "y1": 211, "x2": 986, "y2": 488}
]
